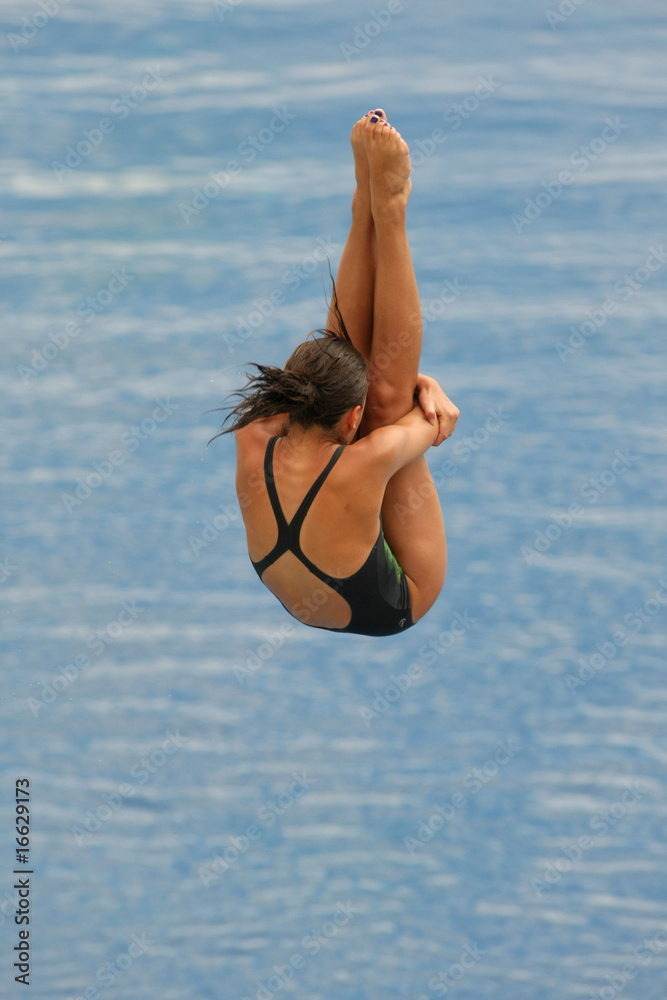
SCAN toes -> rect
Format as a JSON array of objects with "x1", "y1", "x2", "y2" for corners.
[
  {"x1": 367, "y1": 118, "x2": 396, "y2": 140},
  {"x1": 365, "y1": 118, "x2": 386, "y2": 137},
  {"x1": 369, "y1": 115, "x2": 393, "y2": 130}
]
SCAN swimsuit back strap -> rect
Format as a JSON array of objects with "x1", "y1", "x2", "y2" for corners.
[
  {"x1": 251, "y1": 437, "x2": 344, "y2": 579},
  {"x1": 250, "y1": 436, "x2": 289, "y2": 577},
  {"x1": 288, "y1": 444, "x2": 345, "y2": 542},
  {"x1": 263, "y1": 436, "x2": 289, "y2": 534}
]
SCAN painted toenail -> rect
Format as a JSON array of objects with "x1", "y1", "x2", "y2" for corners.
[
  {"x1": 370, "y1": 115, "x2": 379, "y2": 123},
  {"x1": 373, "y1": 109, "x2": 383, "y2": 115}
]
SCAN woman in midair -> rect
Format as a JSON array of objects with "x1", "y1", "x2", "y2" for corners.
[{"x1": 215, "y1": 110, "x2": 460, "y2": 636}]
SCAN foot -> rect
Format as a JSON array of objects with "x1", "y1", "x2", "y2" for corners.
[
  {"x1": 350, "y1": 110, "x2": 385, "y2": 210},
  {"x1": 364, "y1": 116, "x2": 412, "y2": 221}
]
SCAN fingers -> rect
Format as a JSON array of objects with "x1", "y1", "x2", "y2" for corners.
[
  {"x1": 433, "y1": 406, "x2": 460, "y2": 446},
  {"x1": 417, "y1": 384, "x2": 437, "y2": 426},
  {"x1": 417, "y1": 380, "x2": 459, "y2": 445},
  {"x1": 432, "y1": 399, "x2": 460, "y2": 447}
]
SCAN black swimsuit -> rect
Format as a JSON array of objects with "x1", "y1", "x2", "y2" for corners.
[{"x1": 251, "y1": 436, "x2": 414, "y2": 637}]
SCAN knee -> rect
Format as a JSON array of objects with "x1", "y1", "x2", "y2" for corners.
[
  {"x1": 364, "y1": 379, "x2": 413, "y2": 429},
  {"x1": 411, "y1": 565, "x2": 446, "y2": 624}
]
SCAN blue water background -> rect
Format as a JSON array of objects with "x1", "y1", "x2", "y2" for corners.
[{"x1": 1, "y1": 0, "x2": 666, "y2": 997}]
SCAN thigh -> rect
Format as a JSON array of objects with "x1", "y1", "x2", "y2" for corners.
[{"x1": 380, "y1": 456, "x2": 446, "y2": 622}]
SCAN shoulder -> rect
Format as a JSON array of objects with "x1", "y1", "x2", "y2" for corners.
[
  {"x1": 343, "y1": 425, "x2": 406, "y2": 477},
  {"x1": 235, "y1": 415, "x2": 288, "y2": 465}
]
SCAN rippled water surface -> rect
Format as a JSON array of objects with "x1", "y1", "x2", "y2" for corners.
[{"x1": 1, "y1": 1, "x2": 667, "y2": 997}]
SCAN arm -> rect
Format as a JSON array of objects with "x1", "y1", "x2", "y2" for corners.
[
  {"x1": 355, "y1": 404, "x2": 441, "y2": 482},
  {"x1": 415, "y1": 374, "x2": 460, "y2": 446}
]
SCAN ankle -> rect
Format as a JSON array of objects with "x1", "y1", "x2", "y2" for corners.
[{"x1": 351, "y1": 189, "x2": 373, "y2": 218}]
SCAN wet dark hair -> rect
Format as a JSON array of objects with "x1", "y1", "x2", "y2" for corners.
[{"x1": 210, "y1": 281, "x2": 368, "y2": 440}]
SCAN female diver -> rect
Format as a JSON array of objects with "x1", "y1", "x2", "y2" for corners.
[{"x1": 215, "y1": 110, "x2": 460, "y2": 636}]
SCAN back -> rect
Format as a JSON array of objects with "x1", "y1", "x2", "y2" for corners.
[{"x1": 235, "y1": 421, "x2": 387, "y2": 630}]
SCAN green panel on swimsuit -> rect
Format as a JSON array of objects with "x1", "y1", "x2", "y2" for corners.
[{"x1": 383, "y1": 537, "x2": 405, "y2": 584}]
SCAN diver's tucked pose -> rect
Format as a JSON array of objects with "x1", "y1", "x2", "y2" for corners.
[{"x1": 215, "y1": 110, "x2": 460, "y2": 636}]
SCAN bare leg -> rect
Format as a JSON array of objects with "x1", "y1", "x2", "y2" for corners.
[
  {"x1": 381, "y1": 457, "x2": 447, "y2": 621},
  {"x1": 325, "y1": 111, "x2": 386, "y2": 358},
  {"x1": 361, "y1": 117, "x2": 422, "y2": 431},
  {"x1": 360, "y1": 118, "x2": 447, "y2": 620}
]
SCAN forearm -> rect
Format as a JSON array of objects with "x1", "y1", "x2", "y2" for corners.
[
  {"x1": 355, "y1": 406, "x2": 438, "y2": 483},
  {"x1": 395, "y1": 402, "x2": 434, "y2": 430},
  {"x1": 393, "y1": 405, "x2": 440, "y2": 460}
]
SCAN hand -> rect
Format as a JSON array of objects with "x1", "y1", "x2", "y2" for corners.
[{"x1": 415, "y1": 374, "x2": 460, "y2": 446}]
